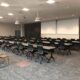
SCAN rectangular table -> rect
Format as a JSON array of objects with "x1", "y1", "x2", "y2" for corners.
[{"x1": 43, "y1": 46, "x2": 55, "y2": 62}]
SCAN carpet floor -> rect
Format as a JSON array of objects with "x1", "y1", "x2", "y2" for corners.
[{"x1": 0, "y1": 50, "x2": 80, "y2": 80}]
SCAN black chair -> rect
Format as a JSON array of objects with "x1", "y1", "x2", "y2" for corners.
[
  {"x1": 4, "y1": 41, "x2": 11, "y2": 51},
  {"x1": 1, "y1": 41, "x2": 8, "y2": 50},
  {"x1": 0, "y1": 41, "x2": 4, "y2": 48},
  {"x1": 64, "y1": 43, "x2": 72, "y2": 55},
  {"x1": 17, "y1": 42, "x2": 24, "y2": 55},
  {"x1": 10, "y1": 42, "x2": 19, "y2": 54},
  {"x1": 53, "y1": 42, "x2": 60, "y2": 54},
  {"x1": 58, "y1": 41, "x2": 72, "y2": 55},
  {"x1": 35, "y1": 46, "x2": 48, "y2": 64},
  {"x1": 26, "y1": 44, "x2": 34, "y2": 60},
  {"x1": 57, "y1": 41, "x2": 66, "y2": 55}
]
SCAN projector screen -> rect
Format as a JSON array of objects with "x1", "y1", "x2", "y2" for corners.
[
  {"x1": 41, "y1": 21, "x2": 56, "y2": 34},
  {"x1": 57, "y1": 18, "x2": 79, "y2": 34}
]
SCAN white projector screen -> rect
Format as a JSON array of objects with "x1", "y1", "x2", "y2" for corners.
[
  {"x1": 41, "y1": 21, "x2": 56, "y2": 34},
  {"x1": 57, "y1": 18, "x2": 79, "y2": 34}
]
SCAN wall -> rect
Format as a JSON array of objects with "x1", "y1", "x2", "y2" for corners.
[
  {"x1": 0, "y1": 23, "x2": 17, "y2": 36},
  {"x1": 41, "y1": 18, "x2": 79, "y2": 39}
]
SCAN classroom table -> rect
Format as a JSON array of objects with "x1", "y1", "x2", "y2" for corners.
[
  {"x1": 31, "y1": 43, "x2": 55, "y2": 62},
  {"x1": 43, "y1": 46, "x2": 55, "y2": 62},
  {"x1": 9, "y1": 41, "x2": 15, "y2": 44},
  {"x1": 42, "y1": 41, "x2": 50, "y2": 44},
  {"x1": 64, "y1": 43, "x2": 72, "y2": 46},
  {"x1": 72, "y1": 41, "x2": 80, "y2": 44},
  {"x1": 22, "y1": 43, "x2": 28, "y2": 46}
]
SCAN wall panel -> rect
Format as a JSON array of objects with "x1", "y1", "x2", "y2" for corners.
[
  {"x1": 0, "y1": 23, "x2": 17, "y2": 36},
  {"x1": 24, "y1": 22, "x2": 41, "y2": 39}
]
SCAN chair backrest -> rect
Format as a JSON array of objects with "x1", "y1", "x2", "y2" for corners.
[
  {"x1": 27, "y1": 44, "x2": 33, "y2": 51},
  {"x1": 18, "y1": 42, "x2": 23, "y2": 49},
  {"x1": 37, "y1": 46, "x2": 43, "y2": 54}
]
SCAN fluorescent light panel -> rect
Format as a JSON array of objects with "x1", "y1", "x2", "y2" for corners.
[
  {"x1": 0, "y1": 16, "x2": 3, "y2": 19},
  {"x1": 46, "y1": 0, "x2": 55, "y2": 4},
  {"x1": 8, "y1": 13, "x2": 14, "y2": 16},
  {"x1": 1, "y1": 2, "x2": 10, "y2": 7},
  {"x1": 22, "y1": 8, "x2": 29, "y2": 11}
]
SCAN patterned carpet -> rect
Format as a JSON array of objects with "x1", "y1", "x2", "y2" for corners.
[{"x1": 0, "y1": 50, "x2": 80, "y2": 80}]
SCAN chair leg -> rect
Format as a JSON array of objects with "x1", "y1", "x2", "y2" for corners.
[
  {"x1": 29, "y1": 52, "x2": 33, "y2": 60},
  {"x1": 39, "y1": 55, "x2": 43, "y2": 64},
  {"x1": 26, "y1": 51, "x2": 33, "y2": 60},
  {"x1": 66, "y1": 49, "x2": 71, "y2": 55},
  {"x1": 35, "y1": 53, "x2": 39, "y2": 62},
  {"x1": 26, "y1": 52, "x2": 30, "y2": 58},
  {"x1": 69, "y1": 49, "x2": 71, "y2": 55},
  {"x1": 47, "y1": 52, "x2": 55, "y2": 63}
]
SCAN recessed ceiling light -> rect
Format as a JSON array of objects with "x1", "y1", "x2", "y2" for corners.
[
  {"x1": 8, "y1": 13, "x2": 14, "y2": 16},
  {"x1": 0, "y1": 16, "x2": 3, "y2": 19},
  {"x1": 22, "y1": 8, "x2": 30, "y2": 11},
  {"x1": 1, "y1": 2, "x2": 10, "y2": 7},
  {"x1": 46, "y1": 0, "x2": 55, "y2": 4}
]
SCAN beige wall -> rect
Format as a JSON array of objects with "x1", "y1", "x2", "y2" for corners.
[{"x1": 0, "y1": 23, "x2": 17, "y2": 36}]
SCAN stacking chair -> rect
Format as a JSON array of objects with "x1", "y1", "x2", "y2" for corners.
[
  {"x1": 4, "y1": 41, "x2": 11, "y2": 51},
  {"x1": 53, "y1": 42, "x2": 60, "y2": 54},
  {"x1": 10, "y1": 42, "x2": 18, "y2": 54},
  {"x1": 57, "y1": 41, "x2": 66, "y2": 55},
  {"x1": 25, "y1": 44, "x2": 34, "y2": 60},
  {"x1": 35, "y1": 46, "x2": 48, "y2": 64},
  {"x1": 7, "y1": 42, "x2": 15, "y2": 52},
  {"x1": 64, "y1": 43, "x2": 72, "y2": 55},
  {"x1": 16, "y1": 42, "x2": 24, "y2": 55},
  {"x1": 0, "y1": 41, "x2": 4, "y2": 48},
  {"x1": 1, "y1": 41, "x2": 8, "y2": 50},
  {"x1": 58, "y1": 41, "x2": 72, "y2": 55}
]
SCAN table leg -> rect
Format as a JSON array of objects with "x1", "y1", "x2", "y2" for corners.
[
  {"x1": 7, "y1": 56, "x2": 9, "y2": 65},
  {"x1": 47, "y1": 52, "x2": 55, "y2": 63},
  {"x1": 5, "y1": 56, "x2": 9, "y2": 65}
]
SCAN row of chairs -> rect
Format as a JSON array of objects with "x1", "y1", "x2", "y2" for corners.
[
  {"x1": 0, "y1": 41, "x2": 49, "y2": 64},
  {"x1": 0, "y1": 38, "x2": 74, "y2": 56}
]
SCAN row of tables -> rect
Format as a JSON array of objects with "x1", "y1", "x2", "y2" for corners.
[
  {"x1": 0, "y1": 38, "x2": 80, "y2": 63},
  {"x1": 0, "y1": 39, "x2": 80, "y2": 48},
  {"x1": 0, "y1": 39, "x2": 56, "y2": 62}
]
